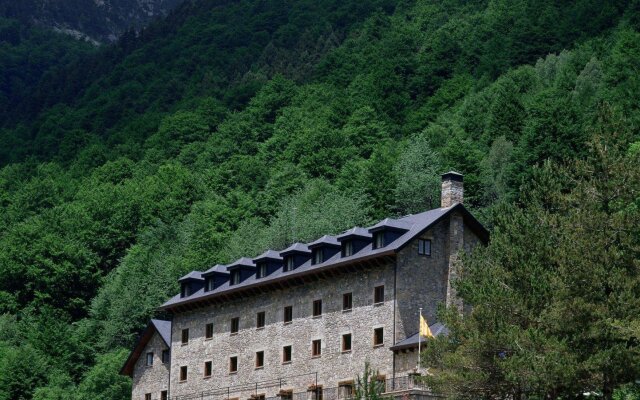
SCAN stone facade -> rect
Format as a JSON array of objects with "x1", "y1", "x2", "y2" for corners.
[
  {"x1": 126, "y1": 172, "x2": 487, "y2": 400},
  {"x1": 132, "y1": 332, "x2": 170, "y2": 400}
]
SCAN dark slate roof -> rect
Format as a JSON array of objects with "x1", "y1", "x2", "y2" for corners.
[
  {"x1": 442, "y1": 171, "x2": 463, "y2": 182},
  {"x1": 202, "y1": 264, "x2": 229, "y2": 276},
  {"x1": 368, "y1": 218, "x2": 412, "y2": 232},
  {"x1": 389, "y1": 322, "x2": 450, "y2": 351},
  {"x1": 307, "y1": 235, "x2": 340, "y2": 248},
  {"x1": 280, "y1": 242, "x2": 311, "y2": 255},
  {"x1": 226, "y1": 257, "x2": 256, "y2": 270},
  {"x1": 178, "y1": 271, "x2": 203, "y2": 282},
  {"x1": 254, "y1": 250, "x2": 283, "y2": 261},
  {"x1": 336, "y1": 227, "x2": 372, "y2": 241},
  {"x1": 160, "y1": 204, "x2": 489, "y2": 312},
  {"x1": 120, "y1": 319, "x2": 172, "y2": 377}
]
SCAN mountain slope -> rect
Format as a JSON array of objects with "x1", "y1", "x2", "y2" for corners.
[
  {"x1": 0, "y1": 0, "x2": 183, "y2": 43},
  {"x1": 0, "y1": 1, "x2": 639, "y2": 399}
]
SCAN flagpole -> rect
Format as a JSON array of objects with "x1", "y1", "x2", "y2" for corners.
[{"x1": 418, "y1": 307, "x2": 422, "y2": 370}]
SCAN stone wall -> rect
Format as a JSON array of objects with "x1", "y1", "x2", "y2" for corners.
[
  {"x1": 132, "y1": 331, "x2": 171, "y2": 400},
  {"x1": 169, "y1": 260, "x2": 397, "y2": 399}
]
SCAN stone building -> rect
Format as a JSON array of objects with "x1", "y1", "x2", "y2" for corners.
[{"x1": 121, "y1": 172, "x2": 488, "y2": 400}]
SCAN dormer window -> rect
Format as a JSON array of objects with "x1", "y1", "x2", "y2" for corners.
[
  {"x1": 231, "y1": 270, "x2": 241, "y2": 285},
  {"x1": 342, "y1": 241, "x2": 353, "y2": 257},
  {"x1": 373, "y1": 232, "x2": 385, "y2": 249},
  {"x1": 181, "y1": 284, "x2": 189, "y2": 297},
  {"x1": 312, "y1": 249, "x2": 323, "y2": 265},
  {"x1": 256, "y1": 262, "x2": 267, "y2": 278},
  {"x1": 284, "y1": 256, "x2": 294, "y2": 272},
  {"x1": 206, "y1": 278, "x2": 214, "y2": 291}
]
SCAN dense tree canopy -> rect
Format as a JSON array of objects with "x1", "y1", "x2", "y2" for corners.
[{"x1": 0, "y1": 0, "x2": 639, "y2": 398}]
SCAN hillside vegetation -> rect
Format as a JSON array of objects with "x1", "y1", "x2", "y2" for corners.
[{"x1": 0, "y1": 0, "x2": 639, "y2": 399}]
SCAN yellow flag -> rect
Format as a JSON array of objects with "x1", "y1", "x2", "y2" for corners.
[{"x1": 419, "y1": 313, "x2": 433, "y2": 338}]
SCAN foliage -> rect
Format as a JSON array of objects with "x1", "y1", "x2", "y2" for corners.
[
  {"x1": 354, "y1": 362, "x2": 387, "y2": 400},
  {"x1": 422, "y1": 111, "x2": 640, "y2": 399},
  {"x1": 0, "y1": 0, "x2": 639, "y2": 399}
]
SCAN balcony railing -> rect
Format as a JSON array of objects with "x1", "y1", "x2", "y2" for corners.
[{"x1": 170, "y1": 373, "x2": 437, "y2": 400}]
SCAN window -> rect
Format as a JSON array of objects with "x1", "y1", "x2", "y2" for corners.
[
  {"x1": 282, "y1": 345, "x2": 292, "y2": 363},
  {"x1": 204, "y1": 361, "x2": 212, "y2": 378},
  {"x1": 256, "y1": 311, "x2": 265, "y2": 329},
  {"x1": 205, "y1": 323, "x2": 214, "y2": 339},
  {"x1": 145, "y1": 352, "x2": 153, "y2": 366},
  {"x1": 312, "y1": 249, "x2": 323, "y2": 265},
  {"x1": 315, "y1": 386, "x2": 324, "y2": 400},
  {"x1": 283, "y1": 306, "x2": 293, "y2": 324},
  {"x1": 312, "y1": 339, "x2": 322, "y2": 357},
  {"x1": 162, "y1": 349, "x2": 170, "y2": 364},
  {"x1": 374, "y1": 285, "x2": 385, "y2": 304},
  {"x1": 342, "y1": 241, "x2": 353, "y2": 257},
  {"x1": 161, "y1": 391, "x2": 168, "y2": 400},
  {"x1": 373, "y1": 232, "x2": 384, "y2": 249},
  {"x1": 284, "y1": 256, "x2": 295, "y2": 272},
  {"x1": 338, "y1": 382, "x2": 354, "y2": 399},
  {"x1": 207, "y1": 278, "x2": 215, "y2": 291},
  {"x1": 181, "y1": 283, "x2": 189, "y2": 297},
  {"x1": 180, "y1": 366, "x2": 188, "y2": 381},
  {"x1": 342, "y1": 334, "x2": 352, "y2": 352},
  {"x1": 231, "y1": 270, "x2": 241, "y2": 285},
  {"x1": 373, "y1": 327, "x2": 384, "y2": 346},
  {"x1": 280, "y1": 390, "x2": 293, "y2": 400},
  {"x1": 230, "y1": 317, "x2": 239, "y2": 334},
  {"x1": 418, "y1": 239, "x2": 431, "y2": 256},
  {"x1": 312, "y1": 299, "x2": 322, "y2": 317},
  {"x1": 229, "y1": 356, "x2": 238, "y2": 373},
  {"x1": 255, "y1": 351, "x2": 264, "y2": 368},
  {"x1": 181, "y1": 328, "x2": 189, "y2": 345},
  {"x1": 257, "y1": 262, "x2": 267, "y2": 278},
  {"x1": 342, "y1": 292, "x2": 353, "y2": 311},
  {"x1": 145, "y1": 394, "x2": 152, "y2": 400}
]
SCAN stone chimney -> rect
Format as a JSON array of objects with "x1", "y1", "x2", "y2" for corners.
[{"x1": 440, "y1": 171, "x2": 464, "y2": 208}]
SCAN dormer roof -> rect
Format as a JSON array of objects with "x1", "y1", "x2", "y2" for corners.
[
  {"x1": 368, "y1": 218, "x2": 412, "y2": 233},
  {"x1": 336, "y1": 227, "x2": 372, "y2": 241},
  {"x1": 161, "y1": 204, "x2": 489, "y2": 312},
  {"x1": 202, "y1": 264, "x2": 229, "y2": 277},
  {"x1": 253, "y1": 250, "x2": 283, "y2": 262},
  {"x1": 280, "y1": 242, "x2": 311, "y2": 255},
  {"x1": 307, "y1": 235, "x2": 340, "y2": 249},
  {"x1": 120, "y1": 319, "x2": 171, "y2": 377},
  {"x1": 178, "y1": 271, "x2": 204, "y2": 282},
  {"x1": 227, "y1": 257, "x2": 256, "y2": 270}
]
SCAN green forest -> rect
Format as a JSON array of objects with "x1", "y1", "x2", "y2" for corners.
[{"x1": 0, "y1": 0, "x2": 638, "y2": 399}]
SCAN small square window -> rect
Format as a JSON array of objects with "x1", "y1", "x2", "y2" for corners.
[
  {"x1": 374, "y1": 285, "x2": 385, "y2": 304},
  {"x1": 418, "y1": 239, "x2": 431, "y2": 256},
  {"x1": 145, "y1": 352, "x2": 153, "y2": 366},
  {"x1": 282, "y1": 345, "x2": 292, "y2": 363},
  {"x1": 161, "y1": 391, "x2": 168, "y2": 400},
  {"x1": 145, "y1": 394, "x2": 152, "y2": 400},
  {"x1": 205, "y1": 323, "x2": 213, "y2": 339},
  {"x1": 373, "y1": 327, "x2": 384, "y2": 346},
  {"x1": 313, "y1": 300, "x2": 322, "y2": 317},
  {"x1": 343, "y1": 292, "x2": 353, "y2": 311},
  {"x1": 338, "y1": 382, "x2": 354, "y2": 399},
  {"x1": 284, "y1": 306, "x2": 293, "y2": 324},
  {"x1": 181, "y1": 329, "x2": 189, "y2": 345},
  {"x1": 342, "y1": 334, "x2": 352, "y2": 352},
  {"x1": 162, "y1": 349, "x2": 170, "y2": 364},
  {"x1": 312, "y1": 249, "x2": 323, "y2": 265},
  {"x1": 255, "y1": 351, "x2": 264, "y2": 368},
  {"x1": 180, "y1": 365, "x2": 188, "y2": 381},
  {"x1": 229, "y1": 356, "x2": 238, "y2": 373},
  {"x1": 256, "y1": 311, "x2": 265, "y2": 329},
  {"x1": 373, "y1": 232, "x2": 384, "y2": 249},
  {"x1": 342, "y1": 241, "x2": 353, "y2": 257},
  {"x1": 312, "y1": 339, "x2": 322, "y2": 357},
  {"x1": 230, "y1": 317, "x2": 239, "y2": 334},
  {"x1": 284, "y1": 257, "x2": 295, "y2": 272},
  {"x1": 257, "y1": 263, "x2": 267, "y2": 278},
  {"x1": 231, "y1": 270, "x2": 241, "y2": 285},
  {"x1": 204, "y1": 361, "x2": 212, "y2": 378}
]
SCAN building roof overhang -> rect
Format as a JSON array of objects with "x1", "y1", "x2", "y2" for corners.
[{"x1": 120, "y1": 319, "x2": 171, "y2": 377}]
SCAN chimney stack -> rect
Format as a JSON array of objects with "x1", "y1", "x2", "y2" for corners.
[{"x1": 441, "y1": 171, "x2": 463, "y2": 208}]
